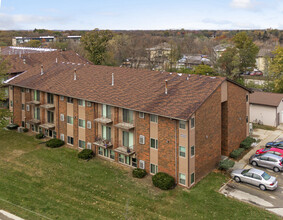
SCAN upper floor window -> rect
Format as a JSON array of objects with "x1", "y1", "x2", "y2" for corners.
[
  {"x1": 139, "y1": 112, "x2": 144, "y2": 118},
  {"x1": 47, "y1": 111, "x2": 54, "y2": 124},
  {"x1": 191, "y1": 118, "x2": 195, "y2": 129},
  {"x1": 150, "y1": 115, "x2": 158, "y2": 123},
  {"x1": 150, "y1": 138, "x2": 158, "y2": 149},
  {"x1": 123, "y1": 109, "x2": 133, "y2": 123},
  {"x1": 102, "y1": 125, "x2": 111, "y2": 141},
  {"x1": 79, "y1": 119, "x2": 85, "y2": 128},
  {"x1": 67, "y1": 116, "x2": 73, "y2": 124},
  {"x1": 47, "y1": 93, "x2": 54, "y2": 104},
  {"x1": 123, "y1": 131, "x2": 133, "y2": 149},
  {"x1": 102, "y1": 104, "x2": 111, "y2": 119},
  {"x1": 60, "y1": 96, "x2": 64, "y2": 101},
  {"x1": 87, "y1": 101, "x2": 92, "y2": 107},
  {"x1": 67, "y1": 97, "x2": 73, "y2": 103},
  {"x1": 246, "y1": 95, "x2": 249, "y2": 102},
  {"x1": 78, "y1": 99, "x2": 85, "y2": 106},
  {"x1": 34, "y1": 107, "x2": 40, "y2": 120},
  {"x1": 179, "y1": 121, "x2": 186, "y2": 129},
  {"x1": 21, "y1": 88, "x2": 25, "y2": 93},
  {"x1": 34, "y1": 90, "x2": 40, "y2": 101},
  {"x1": 179, "y1": 146, "x2": 186, "y2": 157}
]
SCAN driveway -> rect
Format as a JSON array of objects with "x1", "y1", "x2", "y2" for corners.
[{"x1": 220, "y1": 128, "x2": 283, "y2": 218}]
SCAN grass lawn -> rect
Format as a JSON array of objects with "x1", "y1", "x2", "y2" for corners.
[{"x1": 0, "y1": 129, "x2": 279, "y2": 220}]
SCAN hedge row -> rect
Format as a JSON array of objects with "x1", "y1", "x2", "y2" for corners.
[
  {"x1": 133, "y1": 168, "x2": 147, "y2": 178},
  {"x1": 152, "y1": 172, "x2": 175, "y2": 190},
  {"x1": 219, "y1": 159, "x2": 235, "y2": 170},
  {"x1": 240, "y1": 136, "x2": 256, "y2": 150},
  {"x1": 46, "y1": 139, "x2": 64, "y2": 148},
  {"x1": 78, "y1": 149, "x2": 94, "y2": 160},
  {"x1": 230, "y1": 148, "x2": 245, "y2": 159}
]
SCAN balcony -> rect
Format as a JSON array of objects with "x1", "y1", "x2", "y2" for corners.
[
  {"x1": 94, "y1": 117, "x2": 112, "y2": 125},
  {"x1": 40, "y1": 104, "x2": 55, "y2": 110},
  {"x1": 39, "y1": 123, "x2": 55, "y2": 130},
  {"x1": 93, "y1": 137, "x2": 113, "y2": 149},
  {"x1": 114, "y1": 146, "x2": 135, "y2": 156},
  {"x1": 28, "y1": 119, "x2": 41, "y2": 125},
  {"x1": 26, "y1": 100, "x2": 40, "y2": 106},
  {"x1": 114, "y1": 122, "x2": 135, "y2": 131}
]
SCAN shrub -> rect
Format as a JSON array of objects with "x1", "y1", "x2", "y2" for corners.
[
  {"x1": 230, "y1": 148, "x2": 245, "y2": 159},
  {"x1": 240, "y1": 136, "x2": 256, "y2": 149},
  {"x1": 6, "y1": 124, "x2": 19, "y2": 130},
  {"x1": 46, "y1": 138, "x2": 64, "y2": 148},
  {"x1": 78, "y1": 149, "x2": 94, "y2": 160},
  {"x1": 35, "y1": 133, "x2": 44, "y2": 139},
  {"x1": 133, "y1": 168, "x2": 147, "y2": 178},
  {"x1": 219, "y1": 159, "x2": 235, "y2": 171},
  {"x1": 23, "y1": 128, "x2": 28, "y2": 132},
  {"x1": 152, "y1": 172, "x2": 175, "y2": 190}
]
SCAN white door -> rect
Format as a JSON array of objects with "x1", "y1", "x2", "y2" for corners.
[{"x1": 281, "y1": 111, "x2": 283, "y2": 123}]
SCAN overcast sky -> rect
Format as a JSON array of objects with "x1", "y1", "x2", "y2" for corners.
[{"x1": 0, "y1": 0, "x2": 282, "y2": 30}]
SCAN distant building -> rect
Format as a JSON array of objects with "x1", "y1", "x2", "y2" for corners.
[
  {"x1": 213, "y1": 44, "x2": 232, "y2": 59},
  {"x1": 177, "y1": 55, "x2": 211, "y2": 69},
  {"x1": 12, "y1": 36, "x2": 56, "y2": 46},
  {"x1": 256, "y1": 48, "x2": 275, "y2": 75}
]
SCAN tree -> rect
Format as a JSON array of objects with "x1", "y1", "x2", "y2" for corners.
[
  {"x1": 25, "y1": 40, "x2": 41, "y2": 48},
  {"x1": 232, "y1": 32, "x2": 259, "y2": 73},
  {"x1": 81, "y1": 29, "x2": 114, "y2": 65},
  {"x1": 269, "y1": 46, "x2": 283, "y2": 92},
  {"x1": 193, "y1": 64, "x2": 216, "y2": 76}
]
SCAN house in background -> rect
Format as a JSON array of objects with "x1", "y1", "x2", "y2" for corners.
[
  {"x1": 177, "y1": 54, "x2": 211, "y2": 69},
  {"x1": 12, "y1": 36, "x2": 56, "y2": 46},
  {"x1": 256, "y1": 48, "x2": 275, "y2": 75},
  {"x1": 250, "y1": 91, "x2": 283, "y2": 127},
  {"x1": 213, "y1": 44, "x2": 232, "y2": 59}
]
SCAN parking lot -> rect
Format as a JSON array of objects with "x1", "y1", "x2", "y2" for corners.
[{"x1": 220, "y1": 128, "x2": 283, "y2": 217}]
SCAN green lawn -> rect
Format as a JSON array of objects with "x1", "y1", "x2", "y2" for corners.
[{"x1": 0, "y1": 129, "x2": 279, "y2": 220}]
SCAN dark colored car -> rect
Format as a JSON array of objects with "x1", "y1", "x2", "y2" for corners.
[{"x1": 265, "y1": 141, "x2": 283, "y2": 149}]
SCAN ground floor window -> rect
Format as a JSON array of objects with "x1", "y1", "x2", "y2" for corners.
[
  {"x1": 119, "y1": 154, "x2": 125, "y2": 163},
  {"x1": 110, "y1": 150, "x2": 115, "y2": 159},
  {"x1": 150, "y1": 163, "x2": 158, "y2": 174},
  {"x1": 191, "y1": 173, "x2": 195, "y2": 185},
  {"x1": 132, "y1": 158, "x2": 137, "y2": 167},
  {"x1": 21, "y1": 121, "x2": 25, "y2": 127},
  {"x1": 31, "y1": 125, "x2": 34, "y2": 131},
  {"x1": 79, "y1": 140, "x2": 85, "y2": 149},
  {"x1": 67, "y1": 136, "x2": 74, "y2": 145},
  {"x1": 98, "y1": 148, "x2": 115, "y2": 160},
  {"x1": 118, "y1": 154, "x2": 136, "y2": 166},
  {"x1": 179, "y1": 173, "x2": 186, "y2": 185}
]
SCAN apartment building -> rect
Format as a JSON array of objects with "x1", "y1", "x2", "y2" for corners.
[{"x1": 6, "y1": 60, "x2": 250, "y2": 188}]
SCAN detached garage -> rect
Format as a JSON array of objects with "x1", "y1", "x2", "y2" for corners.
[{"x1": 250, "y1": 91, "x2": 283, "y2": 127}]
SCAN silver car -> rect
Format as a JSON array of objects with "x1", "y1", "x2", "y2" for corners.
[
  {"x1": 231, "y1": 168, "x2": 278, "y2": 190},
  {"x1": 249, "y1": 153, "x2": 283, "y2": 172}
]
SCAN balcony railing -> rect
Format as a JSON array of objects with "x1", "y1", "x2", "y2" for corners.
[
  {"x1": 39, "y1": 123, "x2": 55, "y2": 130},
  {"x1": 114, "y1": 145, "x2": 135, "y2": 156},
  {"x1": 114, "y1": 121, "x2": 135, "y2": 131},
  {"x1": 93, "y1": 136, "x2": 113, "y2": 149},
  {"x1": 94, "y1": 117, "x2": 112, "y2": 125},
  {"x1": 28, "y1": 118, "x2": 41, "y2": 125},
  {"x1": 26, "y1": 100, "x2": 41, "y2": 105},
  {"x1": 40, "y1": 104, "x2": 55, "y2": 110}
]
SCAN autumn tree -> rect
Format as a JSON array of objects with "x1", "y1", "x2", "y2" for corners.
[
  {"x1": 25, "y1": 40, "x2": 41, "y2": 48},
  {"x1": 81, "y1": 29, "x2": 114, "y2": 65},
  {"x1": 269, "y1": 46, "x2": 283, "y2": 92},
  {"x1": 193, "y1": 64, "x2": 216, "y2": 76}
]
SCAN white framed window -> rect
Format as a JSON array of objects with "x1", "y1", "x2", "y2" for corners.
[
  {"x1": 60, "y1": 134, "x2": 64, "y2": 141},
  {"x1": 191, "y1": 146, "x2": 195, "y2": 157},
  {"x1": 21, "y1": 88, "x2": 25, "y2": 93},
  {"x1": 150, "y1": 163, "x2": 158, "y2": 174},
  {"x1": 60, "y1": 114, "x2": 64, "y2": 121},
  {"x1": 67, "y1": 97, "x2": 73, "y2": 103},
  {"x1": 10, "y1": 101, "x2": 13, "y2": 107},
  {"x1": 191, "y1": 118, "x2": 195, "y2": 129},
  {"x1": 26, "y1": 104, "x2": 30, "y2": 111},
  {"x1": 139, "y1": 112, "x2": 144, "y2": 118},
  {"x1": 139, "y1": 135, "x2": 145, "y2": 144},
  {"x1": 26, "y1": 88, "x2": 30, "y2": 93},
  {"x1": 87, "y1": 101, "x2": 91, "y2": 107},
  {"x1": 60, "y1": 96, "x2": 64, "y2": 101},
  {"x1": 179, "y1": 121, "x2": 186, "y2": 129},
  {"x1": 79, "y1": 140, "x2": 85, "y2": 149},
  {"x1": 67, "y1": 116, "x2": 73, "y2": 124},
  {"x1": 98, "y1": 147, "x2": 103, "y2": 155},
  {"x1": 87, "y1": 121, "x2": 91, "y2": 129},
  {"x1": 110, "y1": 150, "x2": 115, "y2": 160},
  {"x1": 79, "y1": 119, "x2": 85, "y2": 128},
  {"x1": 21, "y1": 104, "x2": 25, "y2": 110},
  {"x1": 139, "y1": 160, "x2": 145, "y2": 169},
  {"x1": 179, "y1": 173, "x2": 186, "y2": 185},
  {"x1": 67, "y1": 136, "x2": 74, "y2": 145},
  {"x1": 119, "y1": 154, "x2": 125, "y2": 163},
  {"x1": 179, "y1": 146, "x2": 186, "y2": 157},
  {"x1": 150, "y1": 138, "x2": 158, "y2": 149},
  {"x1": 191, "y1": 173, "x2": 195, "y2": 185},
  {"x1": 26, "y1": 123, "x2": 30, "y2": 129},
  {"x1": 78, "y1": 99, "x2": 85, "y2": 106},
  {"x1": 150, "y1": 115, "x2": 158, "y2": 123},
  {"x1": 87, "y1": 142, "x2": 92, "y2": 149}
]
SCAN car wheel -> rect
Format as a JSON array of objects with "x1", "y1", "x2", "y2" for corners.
[
  {"x1": 251, "y1": 161, "x2": 257, "y2": 166},
  {"x1": 234, "y1": 176, "x2": 241, "y2": 183},
  {"x1": 259, "y1": 184, "x2": 266, "y2": 191},
  {"x1": 273, "y1": 167, "x2": 280, "y2": 172}
]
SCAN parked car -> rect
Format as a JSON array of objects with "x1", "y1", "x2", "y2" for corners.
[
  {"x1": 265, "y1": 142, "x2": 283, "y2": 149},
  {"x1": 256, "y1": 147, "x2": 283, "y2": 157},
  {"x1": 231, "y1": 168, "x2": 278, "y2": 190},
  {"x1": 249, "y1": 153, "x2": 283, "y2": 172},
  {"x1": 250, "y1": 71, "x2": 263, "y2": 76}
]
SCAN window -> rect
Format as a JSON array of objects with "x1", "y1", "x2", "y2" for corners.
[
  {"x1": 110, "y1": 150, "x2": 115, "y2": 159},
  {"x1": 253, "y1": 174, "x2": 261, "y2": 180},
  {"x1": 123, "y1": 109, "x2": 133, "y2": 123},
  {"x1": 47, "y1": 111, "x2": 54, "y2": 123},
  {"x1": 26, "y1": 105, "x2": 30, "y2": 111},
  {"x1": 150, "y1": 115, "x2": 158, "y2": 123},
  {"x1": 150, "y1": 163, "x2": 158, "y2": 174},
  {"x1": 78, "y1": 99, "x2": 85, "y2": 106},
  {"x1": 21, "y1": 121, "x2": 25, "y2": 127},
  {"x1": 79, "y1": 119, "x2": 85, "y2": 128},
  {"x1": 21, "y1": 88, "x2": 25, "y2": 93},
  {"x1": 150, "y1": 138, "x2": 158, "y2": 149},
  {"x1": 98, "y1": 147, "x2": 103, "y2": 155},
  {"x1": 139, "y1": 135, "x2": 145, "y2": 144},
  {"x1": 123, "y1": 131, "x2": 133, "y2": 148},
  {"x1": 26, "y1": 88, "x2": 30, "y2": 93},
  {"x1": 179, "y1": 121, "x2": 186, "y2": 129},
  {"x1": 47, "y1": 93, "x2": 54, "y2": 104},
  {"x1": 179, "y1": 146, "x2": 186, "y2": 157},
  {"x1": 139, "y1": 160, "x2": 145, "y2": 169},
  {"x1": 34, "y1": 107, "x2": 40, "y2": 120},
  {"x1": 191, "y1": 173, "x2": 195, "y2": 184},
  {"x1": 139, "y1": 112, "x2": 144, "y2": 118},
  {"x1": 79, "y1": 140, "x2": 85, "y2": 148},
  {"x1": 87, "y1": 142, "x2": 92, "y2": 149},
  {"x1": 191, "y1": 118, "x2": 195, "y2": 128},
  {"x1": 132, "y1": 158, "x2": 137, "y2": 167},
  {"x1": 104, "y1": 148, "x2": 109, "y2": 157},
  {"x1": 67, "y1": 97, "x2": 73, "y2": 103},
  {"x1": 125, "y1": 156, "x2": 130, "y2": 165},
  {"x1": 102, "y1": 125, "x2": 111, "y2": 141},
  {"x1": 67, "y1": 136, "x2": 74, "y2": 145},
  {"x1": 87, "y1": 101, "x2": 91, "y2": 107},
  {"x1": 246, "y1": 95, "x2": 249, "y2": 102},
  {"x1": 119, "y1": 154, "x2": 125, "y2": 163},
  {"x1": 21, "y1": 104, "x2": 25, "y2": 110},
  {"x1": 10, "y1": 86, "x2": 13, "y2": 90},
  {"x1": 60, "y1": 134, "x2": 64, "y2": 141},
  {"x1": 246, "y1": 116, "x2": 249, "y2": 123},
  {"x1": 34, "y1": 90, "x2": 40, "y2": 101},
  {"x1": 179, "y1": 173, "x2": 186, "y2": 185},
  {"x1": 60, "y1": 96, "x2": 64, "y2": 101},
  {"x1": 87, "y1": 121, "x2": 91, "y2": 129},
  {"x1": 191, "y1": 146, "x2": 195, "y2": 157},
  {"x1": 60, "y1": 114, "x2": 64, "y2": 121},
  {"x1": 67, "y1": 116, "x2": 73, "y2": 124},
  {"x1": 10, "y1": 101, "x2": 13, "y2": 107},
  {"x1": 102, "y1": 104, "x2": 111, "y2": 118}
]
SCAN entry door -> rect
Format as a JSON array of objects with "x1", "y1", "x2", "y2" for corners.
[{"x1": 281, "y1": 111, "x2": 283, "y2": 123}]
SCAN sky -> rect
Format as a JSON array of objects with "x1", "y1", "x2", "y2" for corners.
[{"x1": 0, "y1": 0, "x2": 282, "y2": 30}]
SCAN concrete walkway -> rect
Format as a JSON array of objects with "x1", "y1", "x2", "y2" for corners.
[{"x1": 0, "y1": 210, "x2": 24, "y2": 220}]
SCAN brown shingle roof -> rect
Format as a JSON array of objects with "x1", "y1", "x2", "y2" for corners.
[
  {"x1": 7, "y1": 62, "x2": 226, "y2": 120},
  {"x1": 250, "y1": 91, "x2": 283, "y2": 107}
]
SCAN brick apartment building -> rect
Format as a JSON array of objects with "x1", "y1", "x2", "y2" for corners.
[{"x1": 5, "y1": 57, "x2": 250, "y2": 188}]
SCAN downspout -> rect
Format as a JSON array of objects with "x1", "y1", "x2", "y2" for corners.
[
  {"x1": 175, "y1": 120, "x2": 177, "y2": 184},
  {"x1": 57, "y1": 95, "x2": 59, "y2": 138}
]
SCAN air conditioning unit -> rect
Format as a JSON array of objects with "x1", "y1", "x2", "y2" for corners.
[
  {"x1": 139, "y1": 160, "x2": 145, "y2": 169},
  {"x1": 17, "y1": 127, "x2": 24, "y2": 133},
  {"x1": 139, "y1": 135, "x2": 145, "y2": 144}
]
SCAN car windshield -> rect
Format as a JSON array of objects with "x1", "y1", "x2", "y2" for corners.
[
  {"x1": 241, "y1": 169, "x2": 250, "y2": 175},
  {"x1": 261, "y1": 172, "x2": 271, "y2": 180}
]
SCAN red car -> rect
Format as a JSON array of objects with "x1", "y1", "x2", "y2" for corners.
[{"x1": 256, "y1": 147, "x2": 283, "y2": 157}]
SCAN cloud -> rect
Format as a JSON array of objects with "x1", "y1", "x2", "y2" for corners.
[
  {"x1": 202, "y1": 18, "x2": 232, "y2": 25},
  {"x1": 230, "y1": 0, "x2": 253, "y2": 9}
]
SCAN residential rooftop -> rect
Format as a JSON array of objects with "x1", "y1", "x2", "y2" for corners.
[{"x1": 250, "y1": 91, "x2": 283, "y2": 107}]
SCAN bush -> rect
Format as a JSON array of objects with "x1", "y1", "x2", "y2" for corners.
[
  {"x1": 35, "y1": 133, "x2": 44, "y2": 139},
  {"x1": 152, "y1": 172, "x2": 175, "y2": 190},
  {"x1": 78, "y1": 149, "x2": 94, "y2": 160},
  {"x1": 23, "y1": 128, "x2": 28, "y2": 132},
  {"x1": 46, "y1": 138, "x2": 64, "y2": 148},
  {"x1": 230, "y1": 148, "x2": 245, "y2": 159},
  {"x1": 133, "y1": 168, "x2": 147, "y2": 178},
  {"x1": 219, "y1": 159, "x2": 235, "y2": 171},
  {"x1": 6, "y1": 124, "x2": 19, "y2": 130},
  {"x1": 240, "y1": 136, "x2": 256, "y2": 149}
]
